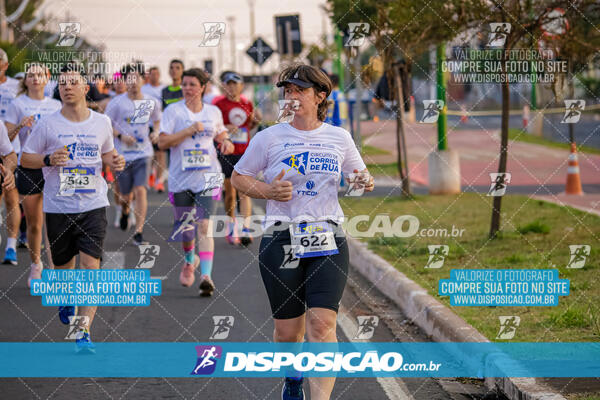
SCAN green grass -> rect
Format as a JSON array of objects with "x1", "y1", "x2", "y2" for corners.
[
  {"x1": 517, "y1": 219, "x2": 551, "y2": 235},
  {"x1": 340, "y1": 193, "x2": 600, "y2": 342},
  {"x1": 569, "y1": 395, "x2": 600, "y2": 400},
  {"x1": 361, "y1": 145, "x2": 391, "y2": 157},
  {"x1": 508, "y1": 128, "x2": 600, "y2": 155},
  {"x1": 366, "y1": 162, "x2": 399, "y2": 177}
]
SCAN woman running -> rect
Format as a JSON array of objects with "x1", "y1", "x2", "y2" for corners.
[
  {"x1": 158, "y1": 67, "x2": 234, "y2": 296},
  {"x1": 232, "y1": 63, "x2": 374, "y2": 400},
  {"x1": 5, "y1": 63, "x2": 61, "y2": 285}
]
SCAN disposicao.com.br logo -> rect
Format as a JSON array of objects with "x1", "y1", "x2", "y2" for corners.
[{"x1": 190, "y1": 346, "x2": 441, "y2": 377}]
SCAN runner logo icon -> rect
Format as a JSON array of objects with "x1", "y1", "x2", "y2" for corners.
[
  {"x1": 209, "y1": 316, "x2": 234, "y2": 340},
  {"x1": 282, "y1": 152, "x2": 309, "y2": 175},
  {"x1": 128, "y1": 100, "x2": 155, "y2": 124},
  {"x1": 65, "y1": 143, "x2": 76, "y2": 160},
  {"x1": 57, "y1": 22, "x2": 80, "y2": 47},
  {"x1": 562, "y1": 100, "x2": 585, "y2": 124},
  {"x1": 136, "y1": 245, "x2": 160, "y2": 268},
  {"x1": 566, "y1": 245, "x2": 590, "y2": 269},
  {"x1": 487, "y1": 23, "x2": 511, "y2": 47},
  {"x1": 354, "y1": 316, "x2": 379, "y2": 340},
  {"x1": 191, "y1": 345, "x2": 222, "y2": 375},
  {"x1": 425, "y1": 245, "x2": 449, "y2": 269}
]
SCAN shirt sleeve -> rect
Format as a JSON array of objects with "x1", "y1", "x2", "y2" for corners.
[
  {"x1": 0, "y1": 121, "x2": 14, "y2": 156},
  {"x1": 233, "y1": 130, "x2": 268, "y2": 176},
  {"x1": 22, "y1": 118, "x2": 47, "y2": 154},
  {"x1": 214, "y1": 108, "x2": 226, "y2": 136},
  {"x1": 341, "y1": 129, "x2": 366, "y2": 174},
  {"x1": 101, "y1": 117, "x2": 115, "y2": 154},
  {"x1": 159, "y1": 106, "x2": 174, "y2": 134},
  {"x1": 104, "y1": 97, "x2": 118, "y2": 122},
  {"x1": 150, "y1": 98, "x2": 162, "y2": 124},
  {"x1": 4, "y1": 100, "x2": 21, "y2": 125}
]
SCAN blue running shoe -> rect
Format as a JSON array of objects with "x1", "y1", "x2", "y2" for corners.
[
  {"x1": 17, "y1": 232, "x2": 27, "y2": 248},
  {"x1": 75, "y1": 329, "x2": 96, "y2": 354},
  {"x1": 3, "y1": 248, "x2": 17, "y2": 265},
  {"x1": 240, "y1": 227, "x2": 253, "y2": 246},
  {"x1": 282, "y1": 377, "x2": 304, "y2": 400},
  {"x1": 58, "y1": 306, "x2": 76, "y2": 325}
]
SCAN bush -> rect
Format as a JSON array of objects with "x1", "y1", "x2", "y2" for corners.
[{"x1": 517, "y1": 219, "x2": 550, "y2": 235}]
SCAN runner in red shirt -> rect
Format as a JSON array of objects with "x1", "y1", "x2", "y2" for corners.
[{"x1": 214, "y1": 72, "x2": 258, "y2": 246}]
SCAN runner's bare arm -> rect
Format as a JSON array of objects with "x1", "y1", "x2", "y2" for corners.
[
  {"x1": 231, "y1": 169, "x2": 292, "y2": 201},
  {"x1": 1, "y1": 151, "x2": 17, "y2": 172},
  {"x1": 157, "y1": 122, "x2": 201, "y2": 150},
  {"x1": 150, "y1": 120, "x2": 160, "y2": 143},
  {"x1": 5, "y1": 116, "x2": 34, "y2": 141},
  {"x1": 215, "y1": 130, "x2": 234, "y2": 155},
  {"x1": 21, "y1": 148, "x2": 69, "y2": 169},
  {"x1": 113, "y1": 127, "x2": 136, "y2": 146},
  {"x1": 102, "y1": 149, "x2": 125, "y2": 172}
]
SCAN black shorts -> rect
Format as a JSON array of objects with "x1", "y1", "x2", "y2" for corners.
[
  {"x1": 218, "y1": 153, "x2": 242, "y2": 178},
  {"x1": 172, "y1": 190, "x2": 216, "y2": 219},
  {"x1": 258, "y1": 225, "x2": 349, "y2": 319},
  {"x1": 16, "y1": 166, "x2": 45, "y2": 195},
  {"x1": 46, "y1": 207, "x2": 107, "y2": 266}
]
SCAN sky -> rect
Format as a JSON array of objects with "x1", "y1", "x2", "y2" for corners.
[{"x1": 41, "y1": 0, "x2": 333, "y2": 83}]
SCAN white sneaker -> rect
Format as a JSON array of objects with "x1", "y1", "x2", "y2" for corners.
[{"x1": 27, "y1": 263, "x2": 43, "y2": 288}]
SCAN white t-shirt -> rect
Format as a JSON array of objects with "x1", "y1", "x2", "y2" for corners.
[
  {"x1": 105, "y1": 93, "x2": 161, "y2": 162},
  {"x1": 0, "y1": 120, "x2": 14, "y2": 156},
  {"x1": 5, "y1": 95, "x2": 62, "y2": 163},
  {"x1": 159, "y1": 100, "x2": 225, "y2": 193},
  {"x1": 234, "y1": 122, "x2": 366, "y2": 228},
  {"x1": 141, "y1": 83, "x2": 164, "y2": 103},
  {"x1": 0, "y1": 77, "x2": 21, "y2": 153},
  {"x1": 23, "y1": 110, "x2": 115, "y2": 214},
  {"x1": 44, "y1": 80, "x2": 58, "y2": 98}
]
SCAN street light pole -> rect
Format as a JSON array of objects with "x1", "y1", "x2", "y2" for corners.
[{"x1": 436, "y1": 43, "x2": 448, "y2": 151}]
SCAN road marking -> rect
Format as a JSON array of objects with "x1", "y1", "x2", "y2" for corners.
[
  {"x1": 337, "y1": 305, "x2": 414, "y2": 400},
  {"x1": 102, "y1": 251, "x2": 125, "y2": 269}
]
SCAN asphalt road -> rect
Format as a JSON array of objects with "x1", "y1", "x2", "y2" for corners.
[{"x1": 0, "y1": 191, "x2": 500, "y2": 400}]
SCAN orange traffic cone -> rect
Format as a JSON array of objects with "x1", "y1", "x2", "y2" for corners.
[
  {"x1": 460, "y1": 106, "x2": 469, "y2": 123},
  {"x1": 565, "y1": 142, "x2": 583, "y2": 195}
]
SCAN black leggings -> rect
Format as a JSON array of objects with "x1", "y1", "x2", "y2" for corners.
[{"x1": 258, "y1": 227, "x2": 349, "y2": 319}]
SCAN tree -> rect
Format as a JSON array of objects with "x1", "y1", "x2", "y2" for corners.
[
  {"x1": 326, "y1": 0, "x2": 469, "y2": 195},
  {"x1": 462, "y1": 0, "x2": 600, "y2": 238}
]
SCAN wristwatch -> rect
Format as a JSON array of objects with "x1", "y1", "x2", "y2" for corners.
[
  {"x1": 43, "y1": 154, "x2": 51, "y2": 167},
  {"x1": 117, "y1": 133, "x2": 122, "y2": 140}
]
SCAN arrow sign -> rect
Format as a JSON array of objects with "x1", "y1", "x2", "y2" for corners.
[{"x1": 246, "y1": 37, "x2": 274, "y2": 66}]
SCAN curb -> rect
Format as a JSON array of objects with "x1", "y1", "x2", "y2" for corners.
[
  {"x1": 532, "y1": 195, "x2": 600, "y2": 217},
  {"x1": 346, "y1": 236, "x2": 567, "y2": 400}
]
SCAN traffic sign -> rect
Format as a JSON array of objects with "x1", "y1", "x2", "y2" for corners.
[{"x1": 246, "y1": 37, "x2": 274, "y2": 66}]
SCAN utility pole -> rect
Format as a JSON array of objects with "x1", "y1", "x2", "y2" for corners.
[
  {"x1": 436, "y1": 43, "x2": 447, "y2": 151},
  {"x1": 334, "y1": 27, "x2": 344, "y2": 91},
  {"x1": 353, "y1": 46, "x2": 362, "y2": 146}
]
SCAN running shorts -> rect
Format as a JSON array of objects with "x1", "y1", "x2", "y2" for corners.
[
  {"x1": 16, "y1": 166, "x2": 44, "y2": 195},
  {"x1": 46, "y1": 207, "x2": 108, "y2": 266},
  {"x1": 258, "y1": 223, "x2": 349, "y2": 319},
  {"x1": 217, "y1": 153, "x2": 242, "y2": 179}
]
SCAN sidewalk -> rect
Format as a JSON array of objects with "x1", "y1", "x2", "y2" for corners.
[{"x1": 361, "y1": 119, "x2": 600, "y2": 210}]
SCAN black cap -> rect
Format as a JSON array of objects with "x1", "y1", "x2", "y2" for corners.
[
  {"x1": 276, "y1": 70, "x2": 314, "y2": 89},
  {"x1": 222, "y1": 72, "x2": 243, "y2": 83}
]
